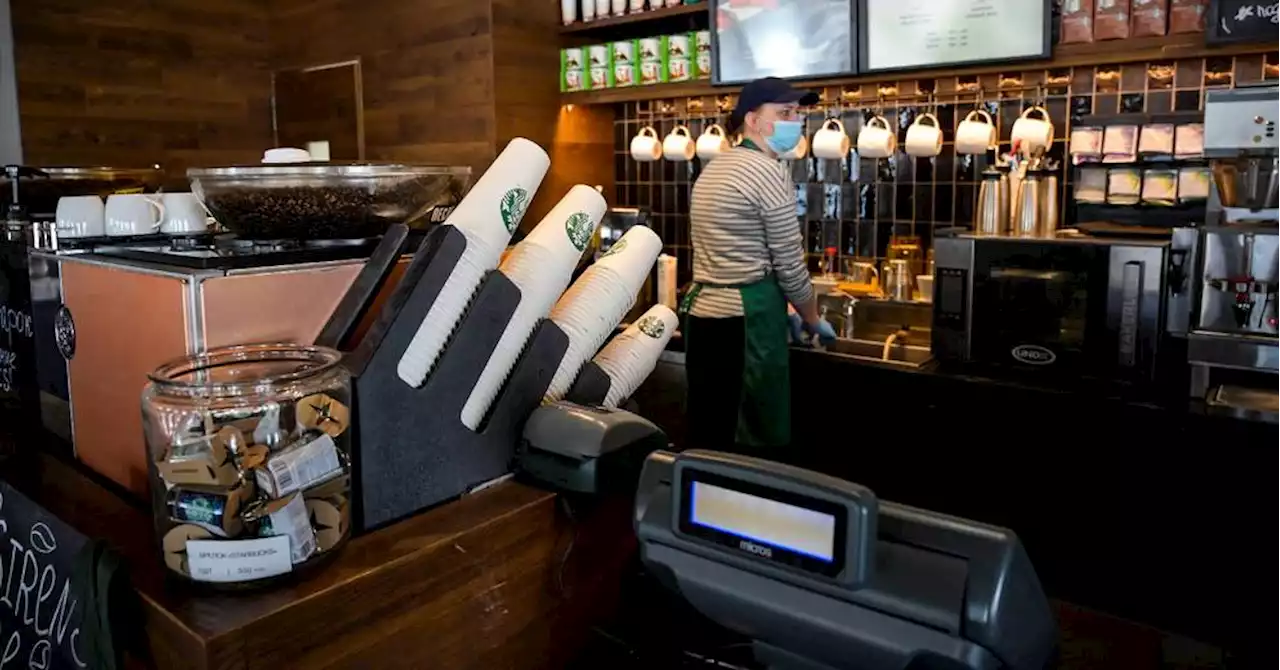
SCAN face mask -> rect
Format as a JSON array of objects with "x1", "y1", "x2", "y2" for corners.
[{"x1": 763, "y1": 120, "x2": 804, "y2": 154}]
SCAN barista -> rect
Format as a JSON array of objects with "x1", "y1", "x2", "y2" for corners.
[{"x1": 682, "y1": 77, "x2": 835, "y2": 454}]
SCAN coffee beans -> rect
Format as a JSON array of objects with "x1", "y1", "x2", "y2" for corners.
[{"x1": 203, "y1": 177, "x2": 463, "y2": 240}]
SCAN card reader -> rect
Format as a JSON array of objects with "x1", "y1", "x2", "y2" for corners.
[
  {"x1": 517, "y1": 401, "x2": 667, "y2": 495},
  {"x1": 635, "y1": 449, "x2": 1057, "y2": 670}
]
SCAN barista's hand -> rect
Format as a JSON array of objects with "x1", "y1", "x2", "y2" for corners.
[
  {"x1": 804, "y1": 318, "x2": 838, "y2": 346},
  {"x1": 787, "y1": 311, "x2": 807, "y2": 346}
]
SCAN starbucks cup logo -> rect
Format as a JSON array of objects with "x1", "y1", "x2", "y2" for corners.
[
  {"x1": 500, "y1": 188, "x2": 531, "y2": 233},
  {"x1": 565, "y1": 211, "x2": 593, "y2": 252}
]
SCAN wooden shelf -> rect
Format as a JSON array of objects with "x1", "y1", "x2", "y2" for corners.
[
  {"x1": 560, "y1": 35, "x2": 1276, "y2": 105},
  {"x1": 559, "y1": 3, "x2": 707, "y2": 35}
]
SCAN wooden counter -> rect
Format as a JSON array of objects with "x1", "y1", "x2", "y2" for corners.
[{"x1": 2, "y1": 450, "x2": 634, "y2": 670}]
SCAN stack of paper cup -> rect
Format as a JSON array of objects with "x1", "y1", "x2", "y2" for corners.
[
  {"x1": 396, "y1": 138, "x2": 550, "y2": 388},
  {"x1": 459, "y1": 185, "x2": 607, "y2": 430},
  {"x1": 545, "y1": 225, "x2": 664, "y2": 401},
  {"x1": 592, "y1": 305, "x2": 678, "y2": 407}
]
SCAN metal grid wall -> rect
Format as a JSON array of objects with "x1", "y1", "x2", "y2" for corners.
[{"x1": 612, "y1": 53, "x2": 1279, "y2": 283}]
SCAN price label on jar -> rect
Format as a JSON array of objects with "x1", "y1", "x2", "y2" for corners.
[{"x1": 186, "y1": 535, "x2": 293, "y2": 583}]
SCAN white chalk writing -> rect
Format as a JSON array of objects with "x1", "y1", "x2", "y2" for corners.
[{"x1": 0, "y1": 491, "x2": 85, "y2": 668}]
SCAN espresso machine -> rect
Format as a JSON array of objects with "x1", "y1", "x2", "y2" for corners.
[{"x1": 1168, "y1": 85, "x2": 1279, "y2": 422}]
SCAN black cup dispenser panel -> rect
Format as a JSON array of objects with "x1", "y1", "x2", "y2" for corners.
[{"x1": 635, "y1": 449, "x2": 1057, "y2": 670}]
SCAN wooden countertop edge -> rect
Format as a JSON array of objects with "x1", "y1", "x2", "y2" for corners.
[{"x1": 9, "y1": 450, "x2": 561, "y2": 660}]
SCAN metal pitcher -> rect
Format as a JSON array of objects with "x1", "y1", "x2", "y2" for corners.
[
  {"x1": 974, "y1": 168, "x2": 1008, "y2": 235},
  {"x1": 1012, "y1": 169, "x2": 1045, "y2": 238},
  {"x1": 1038, "y1": 172, "x2": 1059, "y2": 238},
  {"x1": 881, "y1": 258, "x2": 913, "y2": 302}
]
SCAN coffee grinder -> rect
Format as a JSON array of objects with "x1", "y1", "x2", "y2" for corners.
[{"x1": 1168, "y1": 85, "x2": 1279, "y2": 422}]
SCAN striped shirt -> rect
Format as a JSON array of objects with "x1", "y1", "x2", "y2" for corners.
[{"x1": 688, "y1": 145, "x2": 813, "y2": 318}]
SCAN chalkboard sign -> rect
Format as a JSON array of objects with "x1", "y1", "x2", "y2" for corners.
[
  {"x1": 0, "y1": 482, "x2": 88, "y2": 668},
  {"x1": 1207, "y1": 0, "x2": 1279, "y2": 44}
]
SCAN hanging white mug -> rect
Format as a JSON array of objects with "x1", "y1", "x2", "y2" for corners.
[
  {"x1": 779, "y1": 135, "x2": 808, "y2": 160},
  {"x1": 904, "y1": 112, "x2": 944, "y2": 158},
  {"x1": 696, "y1": 124, "x2": 731, "y2": 161},
  {"x1": 812, "y1": 118, "x2": 851, "y2": 160},
  {"x1": 1012, "y1": 106, "x2": 1055, "y2": 154},
  {"x1": 956, "y1": 109, "x2": 997, "y2": 155},
  {"x1": 663, "y1": 125, "x2": 696, "y2": 162},
  {"x1": 630, "y1": 126, "x2": 662, "y2": 162},
  {"x1": 856, "y1": 115, "x2": 896, "y2": 159}
]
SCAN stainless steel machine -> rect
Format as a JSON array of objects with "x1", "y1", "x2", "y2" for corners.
[{"x1": 1169, "y1": 85, "x2": 1279, "y2": 422}]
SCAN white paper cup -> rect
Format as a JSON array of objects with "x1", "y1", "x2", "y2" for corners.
[
  {"x1": 904, "y1": 113, "x2": 943, "y2": 158},
  {"x1": 812, "y1": 118, "x2": 851, "y2": 159},
  {"x1": 663, "y1": 125, "x2": 696, "y2": 162},
  {"x1": 1012, "y1": 106, "x2": 1055, "y2": 155},
  {"x1": 546, "y1": 225, "x2": 664, "y2": 401},
  {"x1": 856, "y1": 115, "x2": 896, "y2": 159},
  {"x1": 631, "y1": 127, "x2": 662, "y2": 162},
  {"x1": 956, "y1": 110, "x2": 997, "y2": 155},
  {"x1": 561, "y1": 0, "x2": 576, "y2": 24},
  {"x1": 460, "y1": 186, "x2": 607, "y2": 429},
  {"x1": 397, "y1": 138, "x2": 550, "y2": 388},
  {"x1": 696, "y1": 124, "x2": 731, "y2": 161},
  {"x1": 594, "y1": 304, "x2": 678, "y2": 407}
]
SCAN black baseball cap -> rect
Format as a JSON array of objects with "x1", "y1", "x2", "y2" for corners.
[{"x1": 728, "y1": 77, "x2": 819, "y2": 132}]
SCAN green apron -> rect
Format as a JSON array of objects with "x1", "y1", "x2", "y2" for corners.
[{"x1": 680, "y1": 275, "x2": 791, "y2": 448}]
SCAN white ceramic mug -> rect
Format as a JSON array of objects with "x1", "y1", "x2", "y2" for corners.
[
  {"x1": 1012, "y1": 106, "x2": 1055, "y2": 154},
  {"x1": 812, "y1": 118, "x2": 851, "y2": 160},
  {"x1": 630, "y1": 0, "x2": 646, "y2": 11},
  {"x1": 630, "y1": 126, "x2": 662, "y2": 162},
  {"x1": 55, "y1": 195, "x2": 105, "y2": 239},
  {"x1": 696, "y1": 124, "x2": 731, "y2": 161},
  {"x1": 663, "y1": 126, "x2": 696, "y2": 162},
  {"x1": 904, "y1": 112, "x2": 944, "y2": 158},
  {"x1": 561, "y1": 0, "x2": 577, "y2": 24},
  {"x1": 612, "y1": 0, "x2": 627, "y2": 15},
  {"x1": 856, "y1": 115, "x2": 896, "y2": 158},
  {"x1": 159, "y1": 192, "x2": 210, "y2": 235},
  {"x1": 581, "y1": 0, "x2": 596, "y2": 20},
  {"x1": 779, "y1": 135, "x2": 808, "y2": 160},
  {"x1": 956, "y1": 109, "x2": 997, "y2": 155},
  {"x1": 595, "y1": 0, "x2": 610, "y2": 18},
  {"x1": 105, "y1": 193, "x2": 165, "y2": 237}
]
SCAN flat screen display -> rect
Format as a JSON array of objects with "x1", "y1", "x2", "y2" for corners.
[
  {"x1": 712, "y1": 0, "x2": 855, "y2": 85},
  {"x1": 678, "y1": 469, "x2": 847, "y2": 577},
  {"x1": 860, "y1": 0, "x2": 1049, "y2": 74}
]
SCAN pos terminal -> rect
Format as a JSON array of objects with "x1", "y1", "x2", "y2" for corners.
[{"x1": 635, "y1": 450, "x2": 1056, "y2": 670}]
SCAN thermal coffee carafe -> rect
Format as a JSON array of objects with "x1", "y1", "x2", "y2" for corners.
[{"x1": 974, "y1": 168, "x2": 1009, "y2": 236}]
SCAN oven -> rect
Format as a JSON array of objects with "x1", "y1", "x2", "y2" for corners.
[{"x1": 931, "y1": 235, "x2": 1170, "y2": 386}]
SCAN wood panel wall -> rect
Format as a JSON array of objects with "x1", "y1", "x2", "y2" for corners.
[
  {"x1": 270, "y1": 0, "x2": 496, "y2": 178},
  {"x1": 9, "y1": 0, "x2": 600, "y2": 224},
  {"x1": 9, "y1": 0, "x2": 273, "y2": 173}
]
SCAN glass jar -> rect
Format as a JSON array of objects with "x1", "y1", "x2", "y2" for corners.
[{"x1": 142, "y1": 344, "x2": 353, "y2": 587}]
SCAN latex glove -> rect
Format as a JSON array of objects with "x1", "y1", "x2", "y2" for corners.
[
  {"x1": 804, "y1": 318, "x2": 838, "y2": 347},
  {"x1": 787, "y1": 311, "x2": 806, "y2": 346}
]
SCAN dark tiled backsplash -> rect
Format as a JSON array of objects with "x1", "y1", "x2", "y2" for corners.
[{"x1": 612, "y1": 54, "x2": 1279, "y2": 283}]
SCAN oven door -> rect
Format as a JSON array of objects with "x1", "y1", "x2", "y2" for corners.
[{"x1": 970, "y1": 241, "x2": 1113, "y2": 378}]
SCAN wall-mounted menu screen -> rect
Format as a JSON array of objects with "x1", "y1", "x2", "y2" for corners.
[
  {"x1": 859, "y1": 0, "x2": 1050, "y2": 74},
  {"x1": 711, "y1": 0, "x2": 856, "y2": 85}
]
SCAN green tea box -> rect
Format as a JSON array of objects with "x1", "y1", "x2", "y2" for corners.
[
  {"x1": 612, "y1": 40, "x2": 638, "y2": 88},
  {"x1": 587, "y1": 44, "x2": 614, "y2": 90},
  {"x1": 667, "y1": 32, "x2": 693, "y2": 82},
  {"x1": 637, "y1": 36, "x2": 669, "y2": 86},
  {"x1": 561, "y1": 48, "x2": 585, "y2": 92},
  {"x1": 694, "y1": 30, "x2": 712, "y2": 79}
]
